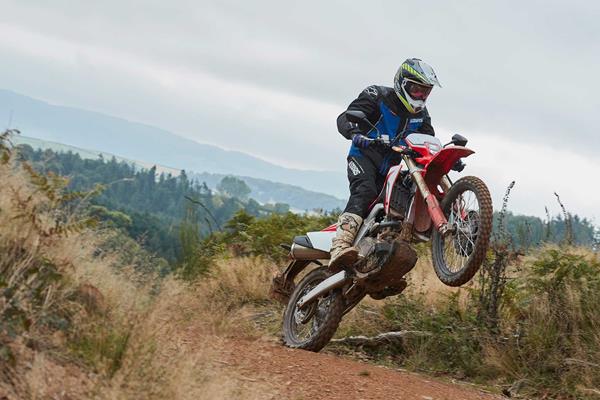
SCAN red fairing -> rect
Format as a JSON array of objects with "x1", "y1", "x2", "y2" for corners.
[
  {"x1": 422, "y1": 147, "x2": 474, "y2": 185},
  {"x1": 321, "y1": 224, "x2": 337, "y2": 232},
  {"x1": 405, "y1": 138, "x2": 474, "y2": 175},
  {"x1": 425, "y1": 147, "x2": 474, "y2": 174}
]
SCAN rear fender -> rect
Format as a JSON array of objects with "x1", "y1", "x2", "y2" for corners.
[
  {"x1": 271, "y1": 260, "x2": 311, "y2": 303},
  {"x1": 271, "y1": 226, "x2": 336, "y2": 303}
]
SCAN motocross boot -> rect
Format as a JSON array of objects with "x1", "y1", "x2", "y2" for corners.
[{"x1": 329, "y1": 212, "x2": 363, "y2": 272}]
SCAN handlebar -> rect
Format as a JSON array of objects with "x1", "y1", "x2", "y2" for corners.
[
  {"x1": 371, "y1": 137, "x2": 419, "y2": 157},
  {"x1": 372, "y1": 137, "x2": 390, "y2": 147}
]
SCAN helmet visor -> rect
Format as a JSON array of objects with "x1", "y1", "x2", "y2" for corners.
[{"x1": 404, "y1": 79, "x2": 433, "y2": 101}]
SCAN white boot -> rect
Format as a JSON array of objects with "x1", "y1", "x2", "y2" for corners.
[{"x1": 329, "y1": 212, "x2": 363, "y2": 272}]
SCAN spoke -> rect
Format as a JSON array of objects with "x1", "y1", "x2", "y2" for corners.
[
  {"x1": 441, "y1": 189, "x2": 481, "y2": 273},
  {"x1": 291, "y1": 283, "x2": 333, "y2": 343}
]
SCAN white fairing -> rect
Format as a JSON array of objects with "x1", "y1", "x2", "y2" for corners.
[
  {"x1": 405, "y1": 133, "x2": 442, "y2": 147},
  {"x1": 384, "y1": 165, "x2": 403, "y2": 214},
  {"x1": 306, "y1": 231, "x2": 336, "y2": 252}
]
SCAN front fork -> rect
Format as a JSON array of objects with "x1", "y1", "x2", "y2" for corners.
[{"x1": 402, "y1": 155, "x2": 450, "y2": 235}]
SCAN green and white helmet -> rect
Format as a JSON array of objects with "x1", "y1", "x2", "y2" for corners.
[{"x1": 394, "y1": 58, "x2": 441, "y2": 114}]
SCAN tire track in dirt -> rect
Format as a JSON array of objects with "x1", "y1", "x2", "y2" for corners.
[{"x1": 223, "y1": 339, "x2": 501, "y2": 400}]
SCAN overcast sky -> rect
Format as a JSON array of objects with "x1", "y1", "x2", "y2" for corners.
[{"x1": 0, "y1": 0, "x2": 598, "y2": 222}]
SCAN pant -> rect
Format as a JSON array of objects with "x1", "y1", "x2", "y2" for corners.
[{"x1": 343, "y1": 155, "x2": 386, "y2": 218}]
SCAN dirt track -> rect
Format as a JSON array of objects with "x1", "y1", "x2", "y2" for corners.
[{"x1": 224, "y1": 339, "x2": 501, "y2": 400}]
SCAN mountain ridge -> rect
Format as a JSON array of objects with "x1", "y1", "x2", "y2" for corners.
[{"x1": 0, "y1": 89, "x2": 348, "y2": 199}]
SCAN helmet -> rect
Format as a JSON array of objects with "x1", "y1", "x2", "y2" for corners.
[{"x1": 394, "y1": 58, "x2": 441, "y2": 114}]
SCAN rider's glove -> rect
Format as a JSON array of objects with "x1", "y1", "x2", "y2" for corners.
[
  {"x1": 351, "y1": 134, "x2": 373, "y2": 149},
  {"x1": 452, "y1": 160, "x2": 466, "y2": 172}
]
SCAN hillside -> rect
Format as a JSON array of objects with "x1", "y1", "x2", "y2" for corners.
[
  {"x1": 3, "y1": 130, "x2": 600, "y2": 399},
  {"x1": 0, "y1": 131, "x2": 497, "y2": 399},
  {"x1": 11, "y1": 134, "x2": 345, "y2": 211},
  {"x1": 0, "y1": 89, "x2": 347, "y2": 199},
  {"x1": 191, "y1": 171, "x2": 345, "y2": 211}
]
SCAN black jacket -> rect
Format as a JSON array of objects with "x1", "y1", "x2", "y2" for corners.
[{"x1": 337, "y1": 85, "x2": 435, "y2": 170}]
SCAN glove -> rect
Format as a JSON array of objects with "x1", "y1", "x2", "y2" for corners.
[
  {"x1": 351, "y1": 134, "x2": 373, "y2": 149},
  {"x1": 452, "y1": 160, "x2": 466, "y2": 172}
]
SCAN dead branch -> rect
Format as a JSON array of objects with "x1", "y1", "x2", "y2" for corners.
[
  {"x1": 544, "y1": 206, "x2": 552, "y2": 241},
  {"x1": 554, "y1": 192, "x2": 573, "y2": 245},
  {"x1": 330, "y1": 330, "x2": 432, "y2": 346},
  {"x1": 579, "y1": 388, "x2": 600, "y2": 397},
  {"x1": 496, "y1": 181, "x2": 516, "y2": 244},
  {"x1": 184, "y1": 195, "x2": 221, "y2": 230},
  {"x1": 565, "y1": 358, "x2": 600, "y2": 369}
]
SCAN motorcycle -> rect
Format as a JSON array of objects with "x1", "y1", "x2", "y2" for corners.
[{"x1": 271, "y1": 110, "x2": 493, "y2": 352}]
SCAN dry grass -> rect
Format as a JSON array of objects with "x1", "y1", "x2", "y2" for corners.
[
  {"x1": 480, "y1": 246, "x2": 600, "y2": 397},
  {"x1": 0, "y1": 140, "x2": 280, "y2": 399},
  {"x1": 334, "y1": 254, "x2": 469, "y2": 341},
  {"x1": 404, "y1": 255, "x2": 465, "y2": 299},
  {"x1": 0, "y1": 147, "x2": 94, "y2": 397},
  {"x1": 5, "y1": 131, "x2": 598, "y2": 398},
  {"x1": 101, "y1": 275, "x2": 279, "y2": 400}
]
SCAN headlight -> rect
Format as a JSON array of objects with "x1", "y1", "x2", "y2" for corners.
[{"x1": 426, "y1": 142, "x2": 441, "y2": 154}]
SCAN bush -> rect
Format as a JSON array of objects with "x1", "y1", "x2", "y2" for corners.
[
  {"x1": 378, "y1": 291, "x2": 488, "y2": 379},
  {"x1": 485, "y1": 247, "x2": 600, "y2": 398},
  {"x1": 0, "y1": 131, "x2": 155, "y2": 397},
  {"x1": 176, "y1": 209, "x2": 337, "y2": 279},
  {"x1": 332, "y1": 245, "x2": 600, "y2": 398}
]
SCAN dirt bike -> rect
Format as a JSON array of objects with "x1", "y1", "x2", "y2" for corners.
[{"x1": 271, "y1": 110, "x2": 493, "y2": 352}]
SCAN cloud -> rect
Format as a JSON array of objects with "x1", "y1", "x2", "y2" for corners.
[
  {"x1": 0, "y1": 0, "x2": 598, "y2": 219},
  {"x1": 440, "y1": 126, "x2": 600, "y2": 222}
]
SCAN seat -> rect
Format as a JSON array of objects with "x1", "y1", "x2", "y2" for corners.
[{"x1": 292, "y1": 235, "x2": 313, "y2": 248}]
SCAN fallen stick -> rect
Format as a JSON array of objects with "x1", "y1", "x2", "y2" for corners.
[
  {"x1": 565, "y1": 358, "x2": 600, "y2": 369},
  {"x1": 330, "y1": 330, "x2": 432, "y2": 346}
]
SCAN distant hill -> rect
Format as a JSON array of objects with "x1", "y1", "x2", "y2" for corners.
[
  {"x1": 0, "y1": 89, "x2": 347, "y2": 199},
  {"x1": 11, "y1": 134, "x2": 182, "y2": 177},
  {"x1": 191, "y1": 172, "x2": 344, "y2": 211},
  {"x1": 11, "y1": 134, "x2": 346, "y2": 211}
]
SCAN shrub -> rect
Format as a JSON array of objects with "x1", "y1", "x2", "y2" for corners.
[{"x1": 485, "y1": 247, "x2": 600, "y2": 398}]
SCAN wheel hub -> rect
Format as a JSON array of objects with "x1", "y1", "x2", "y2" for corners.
[
  {"x1": 294, "y1": 302, "x2": 317, "y2": 324},
  {"x1": 453, "y1": 210, "x2": 479, "y2": 257}
]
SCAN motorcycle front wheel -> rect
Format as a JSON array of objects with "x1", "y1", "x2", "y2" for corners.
[
  {"x1": 431, "y1": 176, "x2": 493, "y2": 287},
  {"x1": 282, "y1": 267, "x2": 344, "y2": 352}
]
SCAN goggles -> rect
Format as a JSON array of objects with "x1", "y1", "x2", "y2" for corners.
[{"x1": 403, "y1": 79, "x2": 433, "y2": 101}]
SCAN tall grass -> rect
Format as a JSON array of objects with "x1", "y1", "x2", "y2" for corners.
[
  {"x1": 485, "y1": 246, "x2": 600, "y2": 397},
  {"x1": 331, "y1": 245, "x2": 600, "y2": 398},
  {"x1": 0, "y1": 132, "x2": 278, "y2": 399},
  {"x1": 4, "y1": 128, "x2": 600, "y2": 399},
  {"x1": 102, "y1": 268, "x2": 279, "y2": 400}
]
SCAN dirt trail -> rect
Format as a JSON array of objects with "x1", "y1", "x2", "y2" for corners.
[{"x1": 223, "y1": 339, "x2": 500, "y2": 400}]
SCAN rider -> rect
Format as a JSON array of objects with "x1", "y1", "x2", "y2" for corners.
[{"x1": 329, "y1": 58, "x2": 442, "y2": 271}]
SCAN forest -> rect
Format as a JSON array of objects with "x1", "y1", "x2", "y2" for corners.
[
  {"x1": 17, "y1": 144, "x2": 599, "y2": 274},
  {"x1": 18, "y1": 145, "x2": 292, "y2": 262}
]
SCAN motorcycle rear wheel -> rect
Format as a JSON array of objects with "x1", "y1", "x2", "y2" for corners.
[
  {"x1": 431, "y1": 176, "x2": 493, "y2": 287},
  {"x1": 282, "y1": 267, "x2": 344, "y2": 352}
]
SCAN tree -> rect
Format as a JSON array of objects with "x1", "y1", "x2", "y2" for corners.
[{"x1": 217, "y1": 176, "x2": 251, "y2": 200}]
